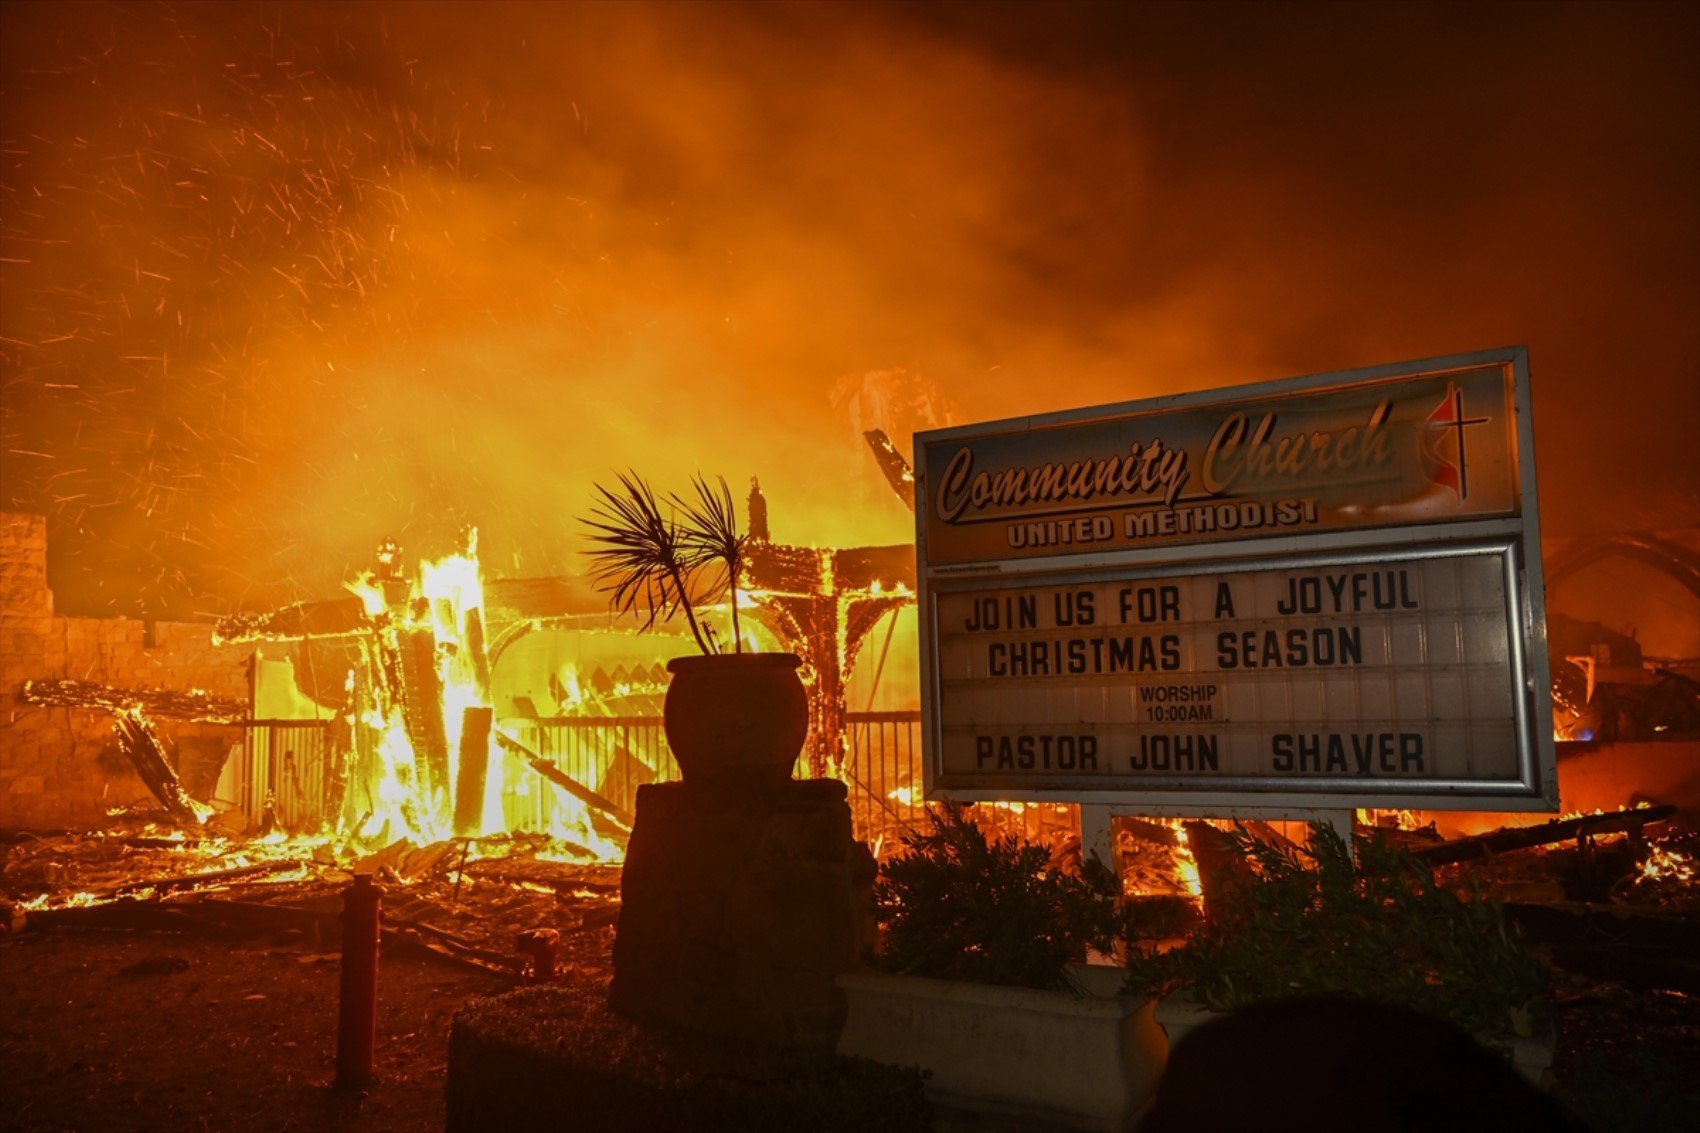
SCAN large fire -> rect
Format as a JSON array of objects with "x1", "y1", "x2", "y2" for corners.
[
  {"x1": 0, "y1": 0, "x2": 1694, "y2": 958},
  {"x1": 329, "y1": 532, "x2": 623, "y2": 857}
]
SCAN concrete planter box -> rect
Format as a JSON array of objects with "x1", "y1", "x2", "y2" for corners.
[
  {"x1": 836, "y1": 965, "x2": 1166, "y2": 1131},
  {"x1": 1149, "y1": 990, "x2": 1214, "y2": 1052},
  {"x1": 1504, "y1": 1034, "x2": 1556, "y2": 1087},
  {"x1": 1154, "y1": 991, "x2": 1556, "y2": 1087}
]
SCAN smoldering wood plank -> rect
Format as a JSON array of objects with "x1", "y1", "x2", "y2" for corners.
[
  {"x1": 465, "y1": 608, "x2": 493, "y2": 701},
  {"x1": 746, "y1": 542, "x2": 829, "y2": 594},
  {"x1": 1242, "y1": 820, "x2": 1302, "y2": 854},
  {"x1": 1119, "y1": 817, "x2": 1181, "y2": 847},
  {"x1": 112, "y1": 709, "x2": 204, "y2": 826},
  {"x1": 21, "y1": 899, "x2": 197, "y2": 933},
  {"x1": 24, "y1": 679, "x2": 246, "y2": 723},
  {"x1": 352, "y1": 838, "x2": 461, "y2": 881},
  {"x1": 1412, "y1": 805, "x2": 1677, "y2": 866},
  {"x1": 397, "y1": 628, "x2": 452, "y2": 800},
  {"x1": 384, "y1": 926, "x2": 517, "y2": 976},
  {"x1": 458, "y1": 859, "x2": 622, "y2": 894},
  {"x1": 1182, "y1": 821, "x2": 1255, "y2": 928},
  {"x1": 386, "y1": 917, "x2": 517, "y2": 971},
  {"x1": 1506, "y1": 901, "x2": 1700, "y2": 994},
  {"x1": 104, "y1": 859, "x2": 302, "y2": 898},
  {"x1": 862, "y1": 429, "x2": 915, "y2": 510},
  {"x1": 493, "y1": 729, "x2": 634, "y2": 829},
  {"x1": 20, "y1": 889, "x2": 321, "y2": 936},
  {"x1": 453, "y1": 707, "x2": 494, "y2": 838},
  {"x1": 213, "y1": 597, "x2": 370, "y2": 644},
  {"x1": 322, "y1": 714, "x2": 354, "y2": 830},
  {"x1": 832, "y1": 544, "x2": 916, "y2": 593}
]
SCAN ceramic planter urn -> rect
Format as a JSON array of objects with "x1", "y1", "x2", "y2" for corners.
[
  {"x1": 836, "y1": 965, "x2": 1167, "y2": 1131},
  {"x1": 663, "y1": 652, "x2": 809, "y2": 786}
]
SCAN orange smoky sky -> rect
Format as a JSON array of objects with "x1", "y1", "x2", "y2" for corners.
[{"x1": 2, "y1": 0, "x2": 1696, "y2": 617}]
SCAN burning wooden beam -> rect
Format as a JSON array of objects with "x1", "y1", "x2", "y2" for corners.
[
  {"x1": 862, "y1": 429, "x2": 916, "y2": 510},
  {"x1": 388, "y1": 924, "x2": 517, "y2": 977},
  {"x1": 111, "y1": 708, "x2": 204, "y2": 826},
  {"x1": 1120, "y1": 817, "x2": 1181, "y2": 847},
  {"x1": 465, "y1": 608, "x2": 493, "y2": 702},
  {"x1": 752, "y1": 589, "x2": 908, "y2": 778},
  {"x1": 19, "y1": 894, "x2": 339, "y2": 938},
  {"x1": 494, "y1": 729, "x2": 634, "y2": 829},
  {"x1": 398, "y1": 628, "x2": 452, "y2": 801},
  {"x1": 454, "y1": 707, "x2": 494, "y2": 837},
  {"x1": 1182, "y1": 821, "x2": 1253, "y2": 925},
  {"x1": 23, "y1": 679, "x2": 245, "y2": 723},
  {"x1": 1411, "y1": 805, "x2": 1677, "y2": 866},
  {"x1": 323, "y1": 714, "x2": 354, "y2": 832},
  {"x1": 213, "y1": 596, "x2": 370, "y2": 644},
  {"x1": 103, "y1": 859, "x2": 301, "y2": 901}
]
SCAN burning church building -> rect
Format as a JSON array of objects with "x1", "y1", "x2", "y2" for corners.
[
  {"x1": 3, "y1": 1, "x2": 1699, "y2": 1129},
  {"x1": 1, "y1": 465, "x2": 927, "y2": 853}
]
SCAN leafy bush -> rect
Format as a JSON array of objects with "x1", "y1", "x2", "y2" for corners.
[
  {"x1": 872, "y1": 803, "x2": 1120, "y2": 991},
  {"x1": 1123, "y1": 894, "x2": 1204, "y2": 942},
  {"x1": 1123, "y1": 822, "x2": 1550, "y2": 1043}
]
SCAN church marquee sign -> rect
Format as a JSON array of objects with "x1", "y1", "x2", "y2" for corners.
[{"x1": 914, "y1": 347, "x2": 1557, "y2": 813}]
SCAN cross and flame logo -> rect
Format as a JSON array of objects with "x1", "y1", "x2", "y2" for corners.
[{"x1": 1422, "y1": 381, "x2": 1491, "y2": 501}]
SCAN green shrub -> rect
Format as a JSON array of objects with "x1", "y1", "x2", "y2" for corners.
[
  {"x1": 1123, "y1": 822, "x2": 1550, "y2": 1043},
  {"x1": 872, "y1": 803, "x2": 1120, "y2": 991},
  {"x1": 1123, "y1": 894, "x2": 1204, "y2": 942}
]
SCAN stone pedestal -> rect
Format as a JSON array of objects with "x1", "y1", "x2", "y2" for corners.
[{"x1": 610, "y1": 779, "x2": 875, "y2": 1049}]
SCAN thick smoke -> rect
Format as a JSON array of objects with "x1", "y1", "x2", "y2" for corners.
[{"x1": 3, "y1": 1, "x2": 1695, "y2": 616}]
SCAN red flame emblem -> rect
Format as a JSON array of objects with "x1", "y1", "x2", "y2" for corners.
[{"x1": 1422, "y1": 381, "x2": 1490, "y2": 501}]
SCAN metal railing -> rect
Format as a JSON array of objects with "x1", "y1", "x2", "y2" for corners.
[
  {"x1": 840, "y1": 711, "x2": 930, "y2": 853},
  {"x1": 516, "y1": 711, "x2": 927, "y2": 846},
  {"x1": 229, "y1": 711, "x2": 930, "y2": 846},
  {"x1": 503, "y1": 715, "x2": 679, "y2": 831}
]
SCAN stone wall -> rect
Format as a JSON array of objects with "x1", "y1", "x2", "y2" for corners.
[{"x1": 0, "y1": 512, "x2": 252, "y2": 830}]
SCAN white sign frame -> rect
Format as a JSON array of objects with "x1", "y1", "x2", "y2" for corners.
[{"x1": 913, "y1": 347, "x2": 1556, "y2": 816}]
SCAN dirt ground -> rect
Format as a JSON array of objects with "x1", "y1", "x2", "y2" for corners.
[
  {"x1": 6, "y1": 922, "x2": 1700, "y2": 1132},
  {"x1": 0, "y1": 928, "x2": 547, "y2": 1133},
  {"x1": 3, "y1": 821, "x2": 1698, "y2": 1133},
  {"x1": 0, "y1": 827, "x2": 624, "y2": 1133}
]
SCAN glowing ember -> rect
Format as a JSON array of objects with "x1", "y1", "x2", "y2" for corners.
[
  {"x1": 1639, "y1": 844, "x2": 1695, "y2": 886},
  {"x1": 1357, "y1": 808, "x2": 1425, "y2": 831},
  {"x1": 1114, "y1": 816, "x2": 1206, "y2": 901}
]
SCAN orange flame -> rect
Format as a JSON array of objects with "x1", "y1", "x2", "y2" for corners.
[{"x1": 1172, "y1": 824, "x2": 1204, "y2": 901}]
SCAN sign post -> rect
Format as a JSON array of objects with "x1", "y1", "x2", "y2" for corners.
[{"x1": 913, "y1": 348, "x2": 1555, "y2": 821}]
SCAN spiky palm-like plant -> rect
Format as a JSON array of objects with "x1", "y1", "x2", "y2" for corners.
[
  {"x1": 580, "y1": 471, "x2": 748, "y2": 654},
  {"x1": 671, "y1": 474, "x2": 747, "y2": 654}
]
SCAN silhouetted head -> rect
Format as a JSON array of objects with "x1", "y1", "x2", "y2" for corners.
[{"x1": 1140, "y1": 997, "x2": 1576, "y2": 1133}]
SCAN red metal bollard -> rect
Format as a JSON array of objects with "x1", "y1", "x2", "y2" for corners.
[{"x1": 335, "y1": 873, "x2": 382, "y2": 1089}]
